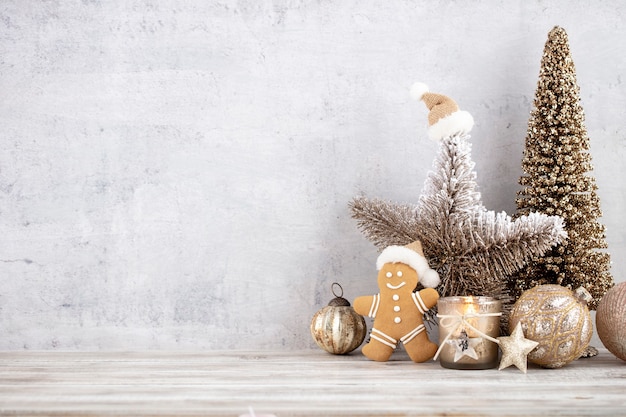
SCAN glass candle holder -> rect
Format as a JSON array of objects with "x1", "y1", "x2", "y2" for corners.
[{"x1": 436, "y1": 296, "x2": 502, "y2": 370}]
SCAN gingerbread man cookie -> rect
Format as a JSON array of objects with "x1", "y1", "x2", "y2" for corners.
[{"x1": 354, "y1": 240, "x2": 440, "y2": 362}]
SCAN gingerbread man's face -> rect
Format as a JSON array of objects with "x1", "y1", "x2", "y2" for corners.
[{"x1": 377, "y1": 262, "x2": 419, "y2": 294}]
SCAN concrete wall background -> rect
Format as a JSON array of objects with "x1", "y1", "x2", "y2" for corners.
[{"x1": 1, "y1": 1, "x2": 624, "y2": 350}]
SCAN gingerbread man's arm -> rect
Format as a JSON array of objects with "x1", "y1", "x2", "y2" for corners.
[
  {"x1": 353, "y1": 294, "x2": 380, "y2": 318},
  {"x1": 411, "y1": 288, "x2": 439, "y2": 313}
]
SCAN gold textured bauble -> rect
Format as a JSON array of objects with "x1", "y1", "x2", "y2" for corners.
[
  {"x1": 311, "y1": 283, "x2": 367, "y2": 355},
  {"x1": 596, "y1": 282, "x2": 626, "y2": 361},
  {"x1": 509, "y1": 284, "x2": 592, "y2": 368}
]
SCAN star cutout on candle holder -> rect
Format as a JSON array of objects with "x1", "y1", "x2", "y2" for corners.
[
  {"x1": 351, "y1": 134, "x2": 567, "y2": 303},
  {"x1": 448, "y1": 330, "x2": 481, "y2": 362},
  {"x1": 497, "y1": 323, "x2": 539, "y2": 373}
]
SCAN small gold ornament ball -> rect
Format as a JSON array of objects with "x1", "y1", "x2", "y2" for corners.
[
  {"x1": 310, "y1": 283, "x2": 367, "y2": 355},
  {"x1": 509, "y1": 284, "x2": 593, "y2": 368},
  {"x1": 596, "y1": 282, "x2": 626, "y2": 361}
]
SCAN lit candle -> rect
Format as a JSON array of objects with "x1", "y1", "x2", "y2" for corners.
[{"x1": 435, "y1": 296, "x2": 502, "y2": 370}]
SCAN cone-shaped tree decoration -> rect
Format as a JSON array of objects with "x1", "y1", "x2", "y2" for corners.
[
  {"x1": 351, "y1": 84, "x2": 567, "y2": 317},
  {"x1": 511, "y1": 26, "x2": 614, "y2": 309}
]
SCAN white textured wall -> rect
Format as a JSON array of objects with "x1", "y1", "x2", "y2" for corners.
[{"x1": 1, "y1": 1, "x2": 625, "y2": 350}]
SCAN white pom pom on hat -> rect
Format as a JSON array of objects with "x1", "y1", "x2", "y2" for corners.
[
  {"x1": 420, "y1": 268, "x2": 441, "y2": 289},
  {"x1": 376, "y1": 240, "x2": 440, "y2": 288},
  {"x1": 410, "y1": 82, "x2": 474, "y2": 141},
  {"x1": 410, "y1": 82, "x2": 430, "y2": 101}
]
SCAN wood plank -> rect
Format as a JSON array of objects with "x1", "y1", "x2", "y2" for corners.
[{"x1": 0, "y1": 349, "x2": 625, "y2": 416}]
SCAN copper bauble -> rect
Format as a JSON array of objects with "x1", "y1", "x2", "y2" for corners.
[
  {"x1": 509, "y1": 284, "x2": 592, "y2": 368},
  {"x1": 596, "y1": 282, "x2": 626, "y2": 361},
  {"x1": 311, "y1": 283, "x2": 366, "y2": 355}
]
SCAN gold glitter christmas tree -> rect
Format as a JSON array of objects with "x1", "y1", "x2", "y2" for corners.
[{"x1": 511, "y1": 26, "x2": 614, "y2": 309}]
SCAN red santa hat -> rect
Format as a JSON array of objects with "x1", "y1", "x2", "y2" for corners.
[
  {"x1": 410, "y1": 82, "x2": 474, "y2": 141},
  {"x1": 376, "y1": 240, "x2": 440, "y2": 288}
]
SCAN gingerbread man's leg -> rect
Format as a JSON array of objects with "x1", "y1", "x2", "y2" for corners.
[
  {"x1": 401, "y1": 324, "x2": 438, "y2": 363},
  {"x1": 362, "y1": 328, "x2": 396, "y2": 362}
]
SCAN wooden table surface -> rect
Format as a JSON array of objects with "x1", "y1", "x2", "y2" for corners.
[{"x1": 0, "y1": 349, "x2": 624, "y2": 417}]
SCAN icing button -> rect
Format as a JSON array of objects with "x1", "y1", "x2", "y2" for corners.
[
  {"x1": 392, "y1": 294, "x2": 399, "y2": 301},
  {"x1": 394, "y1": 317, "x2": 401, "y2": 324},
  {"x1": 394, "y1": 306, "x2": 400, "y2": 312}
]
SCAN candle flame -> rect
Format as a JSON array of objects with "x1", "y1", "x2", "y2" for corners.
[{"x1": 465, "y1": 296, "x2": 477, "y2": 314}]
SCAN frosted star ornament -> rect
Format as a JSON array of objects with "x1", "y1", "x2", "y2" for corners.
[
  {"x1": 497, "y1": 323, "x2": 539, "y2": 373},
  {"x1": 351, "y1": 83, "x2": 567, "y2": 310}
]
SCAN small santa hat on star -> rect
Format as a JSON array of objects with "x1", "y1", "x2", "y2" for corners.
[
  {"x1": 376, "y1": 240, "x2": 440, "y2": 288},
  {"x1": 410, "y1": 82, "x2": 474, "y2": 141}
]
